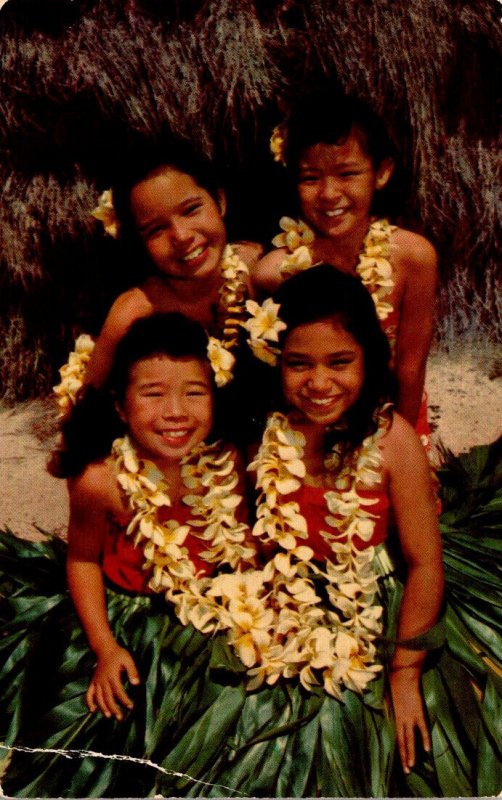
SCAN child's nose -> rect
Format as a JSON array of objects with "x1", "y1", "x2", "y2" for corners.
[
  {"x1": 170, "y1": 219, "x2": 193, "y2": 245},
  {"x1": 308, "y1": 365, "x2": 332, "y2": 390},
  {"x1": 161, "y1": 394, "x2": 186, "y2": 417},
  {"x1": 319, "y1": 176, "x2": 342, "y2": 200}
]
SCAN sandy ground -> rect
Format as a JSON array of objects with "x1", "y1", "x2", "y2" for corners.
[{"x1": 1, "y1": 348, "x2": 501, "y2": 539}]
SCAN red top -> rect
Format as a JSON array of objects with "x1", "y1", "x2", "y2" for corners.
[{"x1": 285, "y1": 484, "x2": 389, "y2": 564}]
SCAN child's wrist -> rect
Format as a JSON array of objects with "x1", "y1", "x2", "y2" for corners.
[
  {"x1": 389, "y1": 662, "x2": 422, "y2": 673},
  {"x1": 90, "y1": 632, "x2": 119, "y2": 657}
]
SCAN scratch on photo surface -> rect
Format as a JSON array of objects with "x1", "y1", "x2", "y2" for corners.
[{"x1": 0, "y1": 743, "x2": 247, "y2": 798}]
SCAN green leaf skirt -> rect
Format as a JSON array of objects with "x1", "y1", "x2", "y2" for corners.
[{"x1": 0, "y1": 439, "x2": 501, "y2": 797}]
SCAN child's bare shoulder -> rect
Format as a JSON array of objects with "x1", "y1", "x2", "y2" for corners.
[
  {"x1": 108, "y1": 287, "x2": 154, "y2": 325},
  {"x1": 391, "y1": 227, "x2": 438, "y2": 274},
  {"x1": 99, "y1": 288, "x2": 155, "y2": 345},
  {"x1": 380, "y1": 411, "x2": 428, "y2": 467},
  {"x1": 68, "y1": 460, "x2": 118, "y2": 509},
  {"x1": 250, "y1": 247, "x2": 288, "y2": 294}
]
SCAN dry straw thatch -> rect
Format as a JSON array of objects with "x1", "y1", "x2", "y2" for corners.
[{"x1": 0, "y1": 0, "x2": 500, "y2": 401}]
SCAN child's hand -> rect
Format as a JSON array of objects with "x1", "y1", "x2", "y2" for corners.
[
  {"x1": 86, "y1": 643, "x2": 140, "y2": 721},
  {"x1": 389, "y1": 666, "x2": 431, "y2": 774}
]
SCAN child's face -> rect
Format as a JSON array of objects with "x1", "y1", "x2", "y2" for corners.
[
  {"x1": 297, "y1": 128, "x2": 392, "y2": 240},
  {"x1": 118, "y1": 355, "x2": 213, "y2": 468},
  {"x1": 130, "y1": 167, "x2": 227, "y2": 282},
  {"x1": 281, "y1": 318, "x2": 364, "y2": 427}
]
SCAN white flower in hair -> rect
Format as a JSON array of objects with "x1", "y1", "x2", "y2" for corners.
[
  {"x1": 243, "y1": 297, "x2": 287, "y2": 366},
  {"x1": 207, "y1": 337, "x2": 236, "y2": 387},
  {"x1": 247, "y1": 338, "x2": 281, "y2": 367},
  {"x1": 244, "y1": 298, "x2": 287, "y2": 343},
  {"x1": 91, "y1": 189, "x2": 120, "y2": 239},
  {"x1": 270, "y1": 126, "x2": 286, "y2": 165}
]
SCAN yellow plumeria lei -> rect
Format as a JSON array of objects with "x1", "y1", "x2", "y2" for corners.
[
  {"x1": 112, "y1": 435, "x2": 256, "y2": 631},
  {"x1": 272, "y1": 217, "x2": 396, "y2": 321},
  {"x1": 53, "y1": 246, "x2": 249, "y2": 411},
  {"x1": 242, "y1": 409, "x2": 392, "y2": 697},
  {"x1": 53, "y1": 334, "x2": 96, "y2": 415},
  {"x1": 207, "y1": 244, "x2": 250, "y2": 386}
]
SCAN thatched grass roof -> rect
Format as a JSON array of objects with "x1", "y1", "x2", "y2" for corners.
[{"x1": 0, "y1": 0, "x2": 500, "y2": 400}]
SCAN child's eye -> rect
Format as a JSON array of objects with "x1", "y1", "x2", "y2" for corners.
[
  {"x1": 143, "y1": 225, "x2": 165, "y2": 240},
  {"x1": 183, "y1": 202, "x2": 203, "y2": 216},
  {"x1": 186, "y1": 389, "x2": 209, "y2": 397},
  {"x1": 298, "y1": 173, "x2": 319, "y2": 184},
  {"x1": 284, "y1": 359, "x2": 310, "y2": 370},
  {"x1": 330, "y1": 358, "x2": 352, "y2": 368}
]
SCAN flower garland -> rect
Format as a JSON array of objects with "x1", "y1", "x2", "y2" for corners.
[
  {"x1": 112, "y1": 435, "x2": 256, "y2": 633},
  {"x1": 53, "y1": 334, "x2": 95, "y2": 414},
  {"x1": 207, "y1": 244, "x2": 250, "y2": 386},
  {"x1": 272, "y1": 216, "x2": 396, "y2": 321},
  {"x1": 243, "y1": 409, "x2": 392, "y2": 697}
]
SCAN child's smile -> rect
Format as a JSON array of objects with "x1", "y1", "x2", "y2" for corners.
[
  {"x1": 281, "y1": 319, "x2": 364, "y2": 427},
  {"x1": 130, "y1": 167, "x2": 227, "y2": 282}
]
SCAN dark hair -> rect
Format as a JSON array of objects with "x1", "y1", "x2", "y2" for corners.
[
  {"x1": 109, "y1": 311, "x2": 211, "y2": 402},
  {"x1": 272, "y1": 264, "x2": 396, "y2": 453},
  {"x1": 50, "y1": 312, "x2": 227, "y2": 478},
  {"x1": 283, "y1": 91, "x2": 398, "y2": 216},
  {"x1": 110, "y1": 138, "x2": 223, "y2": 278}
]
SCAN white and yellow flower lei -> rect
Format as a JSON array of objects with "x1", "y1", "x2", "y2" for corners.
[
  {"x1": 207, "y1": 244, "x2": 249, "y2": 386},
  {"x1": 53, "y1": 334, "x2": 96, "y2": 415},
  {"x1": 112, "y1": 435, "x2": 256, "y2": 632},
  {"x1": 272, "y1": 216, "x2": 396, "y2": 321},
  {"x1": 53, "y1": 245, "x2": 250, "y2": 411},
  {"x1": 241, "y1": 409, "x2": 391, "y2": 697}
]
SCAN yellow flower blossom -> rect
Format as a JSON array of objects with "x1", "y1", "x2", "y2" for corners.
[
  {"x1": 247, "y1": 338, "x2": 281, "y2": 366},
  {"x1": 53, "y1": 334, "x2": 96, "y2": 413},
  {"x1": 244, "y1": 297, "x2": 287, "y2": 343},
  {"x1": 91, "y1": 189, "x2": 120, "y2": 239},
  {"x1": 206, "y1": 337, "x2": 235, "y2": 387},
  {"x1": 270, "y1": 126, "x2": 286, "y2": 165},
  {"x1": 272, "y1": 217, "x2": 315, "y2": 251}
]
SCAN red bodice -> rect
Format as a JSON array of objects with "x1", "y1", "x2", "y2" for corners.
[{"x1": 285, "y1": 484, "x2": 389, "y2": 564}]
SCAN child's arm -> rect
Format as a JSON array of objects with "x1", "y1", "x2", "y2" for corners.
[
  {"x1": 249, "y1": 249, "x2": 287, "y2": 296},
  {"x1": 67, "y1": 465, "x2": 140, "y2": 720},
  {"x1": 383, "y1": 414, "x2": 444, "y2": 773},
  {"x1": 393, "y1": 231, "x2": 438, "y2": 426},
  {"x1": 84, "y1": 288, "x2": 153, "y2": 388}
]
